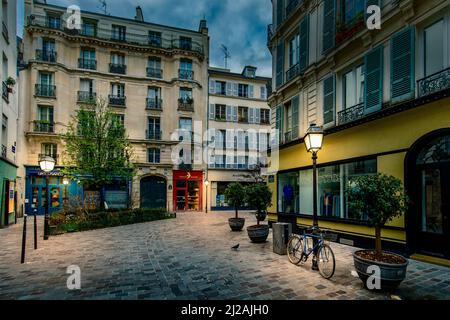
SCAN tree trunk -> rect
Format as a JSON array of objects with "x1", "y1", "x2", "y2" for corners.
[
  {"x1": 375, "y1": 226, "x2": 382, "y2": 257},
  {"x1": 235, "y1": 207, "x2": 238, "y2": 219},
  {"x1": 257, "y1": 211, "x2": 260, "y2": 226}
]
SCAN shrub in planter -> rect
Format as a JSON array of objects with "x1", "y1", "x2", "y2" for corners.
[
  {"x1": 347, "y1": 173, "x2": 409, "y2": 290},
  {"x1": 224, "y1": 182, "x2": 246, "y2": 231},
  {"x1": 244, "y1": 183, "x2": 272, "y2": 243}
]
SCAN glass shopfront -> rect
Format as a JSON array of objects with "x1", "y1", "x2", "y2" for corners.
[
  {"x1": 278, "y1": 158, "x2": 377, "y2": 221},
  {"x1": 173, "y1": 170, "x2": 203, "y2": 211}
]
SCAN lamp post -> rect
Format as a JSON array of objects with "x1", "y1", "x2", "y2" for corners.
[
  {"x1": 204, "y1": 180, "x2": 209, "y2": 214},
  {"x1": 303, "y1": 124, "x2": 324, "y2": 270},
  {"x1": 39, "y1": 155, "x2": 55, "y2": 240}
]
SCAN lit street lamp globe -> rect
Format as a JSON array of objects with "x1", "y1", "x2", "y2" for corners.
[
  {"x1": 39, "y1": 156, "x2": 56, "y2": 173},
  {"x1": 304, "y1": 124, "x2": 324, "y2": 153}
]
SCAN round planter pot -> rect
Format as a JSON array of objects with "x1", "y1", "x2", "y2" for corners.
[
  {"x1": 228, "y1": 218, "x2": 245, "y2": 231},
  {"x1": 247, "y1": 225, "x2": 270, "y2": 243},
  {"x1": 353, "y1": 250, "x2": 409, "y2": 291}
]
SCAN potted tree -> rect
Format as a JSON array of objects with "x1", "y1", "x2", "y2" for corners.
[
  {"x1": 347, "y1": 173, "x2": 409, "y2": 290},
  {"x1": 224, "y1": 182, "x2": 246, "y2": 231},
  {"x1": 6, "y1": 76, "x2": 16, "y2": 93},
  {"x1": 245, "y1": 183, "x2": 272, "y2": 243}
]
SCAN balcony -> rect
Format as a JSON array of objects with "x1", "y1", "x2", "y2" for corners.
[
  {"x1": 2, "y1": 82, "x2": 9, "y2": 102},
  {"x1": 35, "y1": 49, "x2": 57, "y2": 63},
  {"x1": 179, "y1": 69, "x2": 194, "y2": 81},
  {"x1": 286, "y1": 64, "x2": 300, "y2": 82},
  {"x1": 146, "y1": 130, "x2": 162, "y2": 141},
  {"x1": 38, "y1": 153, "x2": 59, "y2": 164},
  {"x1": 1, "y1": 144, "x2": 6, "y2": 158},
  {"x1": 109, "y1": 63, "x2": 126, "y2": 75},
  {"x1": 147, "y1": 68, "x2": 163, "y2": 79},
  {"x1": 178, "y1": 98, "x2": 194, "y2": 112},
  {"x1": 35, "y1": 84, "x2": 56, "y2": 98},
  {"x1": 2, "y1": 21, "x2": 9, "y2": 43},
  {"x1": 338, "y1": 103, "x2": 364, "y2": 126},
  {"x1": 146, "y1": 97, "x2": 163, "y2": 110},
  {"x1": 33, "y1": 120, "x2": 55, "y2": 133},
  {"x1": 417, "y1": 68, "x2": 450, "y2": 98},
  {"x1": 78, "y1": 58, "x2": 97, "y2": 70},
  {"x1": 108, "y1": 95, "x2": 126, "y2": 107},
  {"x1": 77, "y1": 91, "x2": 97, "y2": 103}
]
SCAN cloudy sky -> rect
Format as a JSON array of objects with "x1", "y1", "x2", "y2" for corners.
[{"x1": 18, "y1": 0, "x2": 273, "y2": 77}]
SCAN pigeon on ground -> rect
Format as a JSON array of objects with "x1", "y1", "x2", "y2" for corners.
[{"x1": 231, "y1": 244, "x2": 240, "y2": 250}]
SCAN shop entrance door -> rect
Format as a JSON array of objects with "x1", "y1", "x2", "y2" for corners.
[{"x1": 30, "y1": 184, "x2": 62, "y2": 215}]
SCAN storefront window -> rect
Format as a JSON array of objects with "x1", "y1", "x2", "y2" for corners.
[{"x1": 278, "y1": 172, "x2": 299, "y2": 214}]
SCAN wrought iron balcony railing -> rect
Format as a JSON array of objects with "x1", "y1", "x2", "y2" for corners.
[
  {"x1": 286, "y1": 64, "x2": 300, "y2": 82},
  {"x1": 338, "y1": 103, "x2": 365, "y2": 125},
  {"x1": 35, "y1": 84, "x2": 56, "y2": 97},
  {"x1": 146, "y1": 130, "x2": 162, "y2": 141},
  {"x1": 77, "y1": 91, "x2": 97, "y2": 103},
  {"x1": 2, "y1": 21, "x2": 9, "y2": 43},
  {"x1": 146, "y1": 97, "x2": 163, "y2": 110},
  {"x1": 179, "y1": 69, "x2": 194, "y2": 81},
  {"x1": 33, "y1": 121, "x2": 55, "y2": 133},
  {"x1": 147, "y1": 68, "x2": 163, "y2": 79},
  {"x1": 1, "y1": 144, "x2": 6, "y2": 158},
  {"x1": 178, "y1": 98, "x2": 194, "y2": 111},
  {"x1": 109, "y1": 63, "x2": 126, "y2": 75},
  {"x1": 35, "y1": 49, "x2": 57, "y2": 63},
  {"x1": 27, "y1": 14, "x2": 205, "y2": 55},
  {"x1": 417, "y1": 67, "x2": 450, "y2": 98},
  {"x1": 108, "y1": 95, "x2": 126, "y2": 107},
  {"x1": 78, "y1": 58, "x2": 97, "y2": 70},
  {"x1": 2, "y1": 81, "x2": 9, "y2": 102}
]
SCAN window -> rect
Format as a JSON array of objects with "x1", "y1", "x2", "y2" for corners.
[
  {"x1": 179, "y1": 117, "x2": 192, "y2": 141},
  {"x1": 82, "y1": 19, "x2": 97, "y2": 36},
  {"x1": 148, "y1": 148, "x2": 161, "y2": 163},
  {"x1": 215, "y1": 130, "x2": 225, "y2": 149},
  {"x1": 424, "y1": 20, "x2": 445, "y2": 77},
  {"x1": 112, "y1": 25, "x2": 126, "y2": 41},
  {"x1": 343, "y1": 65, "x2": 364, "y2": 109},
  {"x1": 260, "y1": 86, "x2": 267, "y2": 100},
  {"x1": 147, "y1": 57, "x2": 162, "y2": 78},
  {"x1": 215, "y1": 104, "x2": 226, "y2": 121},
  {"x1": 148, "y1": 117, "x2": 161, "y2": 140},
  {"x1": 39, "y1": 72, "x2": 53, "y2": 86},
  {"x1": 260, "y1": 109, "x2": 270, "y2": 124},
  {"x1": 79, "y1": 48, "x2": 96, "y2": 70},
  {"x1": 180, "y1": 87, "x2": 193, "y2": 101},
  {"x1": 37, "y1": 72, "x2": 55, "y2": 96},
  {"x1": 46, "y1": 14, "x2": 61, "y2": 29},
  {"x1": 278, "y1": 172, "x2": 299, "y2": 214},
  {"x1": 79, "y1": 79, "x2": 95, "y2": 102},
  {"x1": 342, "y1": 0, "x2": 365, "y2": 26},
  {"x1": 112, "y1": 114, "x2": 125, "y2": 127},
  {"x1": 180, "y1": 59, "x2": 193, "y2": 80},
  {"x1": 111, "y1": 53, "x2": 125, "y2": 65},
  {"x1": 147, "y1": 87, "x2": 162, "y2": 109},
  {"x1": 41, "y1": 143, "x2": 57, "y2": 159},
  {"x1": 180, "y1": 36, "x2": 192, "y2": 50},
  {"x1": 42, "y1": 38, "x2": 56, "y2": 60},
  {"x1": 238, "y1": 107, "x2": 248, "y2": 123},
  {"x1": 111, "y1": 83, "x2": 125, "y2": 97},
  {"x1": 288, "y1": 33, "x2": 300, "y2": 67},
  {"x1": 149, "y1": 31, "x2": 162, "y2": 47},
  {"x1": 238, "y1": 84, "x2": 249, "y2": 97},
  {"x1": 37, "y1": 105, "x2": 54, "y2": 132},
  {"x1": 215, "y1": 155, "x2": 225, "y2": 168},
  {"x1": 1, "y1": 114, "x2": 7, "y2": 153},
  {"x1": 215, "y1": 81, "x2": 226, "y2": 95},
  {"x1": 147, "y1": 87, "x2": 161, "y2": 99}
]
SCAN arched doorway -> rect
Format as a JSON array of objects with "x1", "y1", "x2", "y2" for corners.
[
  {"x1": 406, "y1": 129, "x2": 450, "y2": 259},
  {"x1": 140, "y1": 176, "x2": 167, "y2": 209}
]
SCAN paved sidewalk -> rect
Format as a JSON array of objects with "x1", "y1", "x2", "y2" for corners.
[{"x1": 0, "y1": 212, "x2": 449, "y2": 300}]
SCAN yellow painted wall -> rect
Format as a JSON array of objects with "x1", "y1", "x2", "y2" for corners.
[{"x1": 268, "y1": 99, "x2": 450, "y2": 242}]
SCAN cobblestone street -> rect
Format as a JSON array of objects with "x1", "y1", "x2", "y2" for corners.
[{"x1": 0, "y1": 212, "x2": 449, "y2": 300}]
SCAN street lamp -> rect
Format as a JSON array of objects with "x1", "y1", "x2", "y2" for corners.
[
  {"x1": 39, "y1": 155, "x2": 55, "y2": 240},
  {"x1": 303, "y1": 124, "x2": 324, "y2": 270},
  {"x1": 204, "y1": 180, "x2": 209, "y2": 214}
]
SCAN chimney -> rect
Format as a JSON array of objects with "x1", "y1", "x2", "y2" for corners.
[
  {"x1": 135, "y1": 6, "x2": 144, "y2": 22},
  {"x1": 198, "y1": 19, "x2": 208, "y2": 34}
]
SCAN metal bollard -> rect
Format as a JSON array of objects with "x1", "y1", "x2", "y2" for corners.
[
  {"x1": 21, "y1": 214, "x2": 28, "y2": 264},
  {"x1": 34, "y1": 212, "x2": 38, "y2": 250}
]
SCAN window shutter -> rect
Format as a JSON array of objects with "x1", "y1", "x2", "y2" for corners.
[
  {"x1": 260, "y1": 86, "x2": 267, "y2": 100},
  {"x1": 391, "y1": 27, "x2": 415, "y2": 103},
  {"x1": 322, "y1": 0, "x2": 336, "y2": 54},
  {"x1": 275, "y1": 105, "x2": 284, "y2": 144},
  {"x1": 276, "y1": 41, "x2": 285, "y2": 88},
  {"x1": 364, "y1": 45, "x2": 384, "y2": 113},
  {"x1": 226, "y1": 82, "x2": 233, "y2": 96},
  {"x1": 226, "y1": 105, "x2": 233, "y2": 121},
  {"x1": 209, "y1": 103, "x2": 215, "y2": 120},
  {"x1": 232, "y1": 106, "x2": 238, "y2": 122},
  {"x1": 233, "y1": 83, "x2": 239, "y2": 96},
  {"x1": 323, "y1": 75, "x2": 335, "y2": 125},
  {"x1": 249, "y1": 108, "x2": 255, "y2": 124},
  {"x1": 299, "y1": 15, "x2": 309, "y2": 72},
  {"x1": 249, "y1": 85, "x2": 254, "y2": 98},
  {"x1": 291, "y1": 95, "x2": 300, "y2": 139},
  {"x1": 255, "y1": 108, "x2": 261, "y2": 124},
  {"x1": 277, "y1": 0, "x2": 284, "y2": 27},
  {"x1": 226, "y1": 129, "x2": 234, "y2": 149},
  {"x1": 209, "y1": 80, "x2": 215, "y2": 94}
]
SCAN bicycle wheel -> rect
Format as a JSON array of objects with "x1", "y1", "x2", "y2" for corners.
[
  {"x1": 317, "y1": 244, "x2": 335, "y2": 279},
  {"x1": 287, "y1": 235, "x2": 304, "y2": 265}
]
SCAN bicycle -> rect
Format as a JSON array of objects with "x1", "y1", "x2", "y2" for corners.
[{"x1": 287, "y1": 226, "x2": 336, "y2": 279}]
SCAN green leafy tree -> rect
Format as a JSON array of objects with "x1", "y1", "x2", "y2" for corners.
[
  {"x1": 224, "y1": 182, "x2": 246, "y2": 219},
  {"x1": 245, "y1": 183, "x2": 272, "y2": 226},
  {"x1": 62, "y1": 97, "x2": 135, "y2": 208},
  {"x1": 346, "y1": 174, "x2": 408, "y2": 257}
]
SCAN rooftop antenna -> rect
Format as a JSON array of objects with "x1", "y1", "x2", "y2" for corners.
[
  {"x1": 221, "y1": 45, "x2": 231, "y2": 69},
  {"x1": 98, "y1": 0, "x2": 109, "y2": 15}
]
